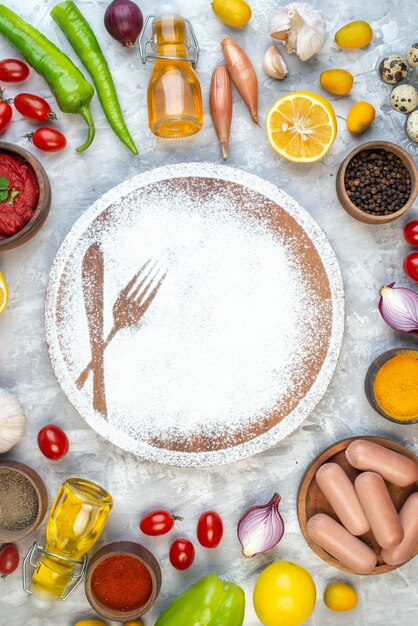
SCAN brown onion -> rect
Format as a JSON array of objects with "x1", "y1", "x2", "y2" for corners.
[{"x1": 104, "y1": 0, "x2": 144, "y2": 48}]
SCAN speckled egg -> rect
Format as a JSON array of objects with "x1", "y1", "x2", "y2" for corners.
[
  {"x1": 406, "y1": 43, "x2": 418, "y2": 68},
  {"x1": 406, "y1": 110, "x2": 418, "y2": 142},
  {"x1": 379, "y1": 55, "x2": 408, "y2": 84},
  {"x1": 390, "y1": 84, "x2": 418, "y2": 113}
]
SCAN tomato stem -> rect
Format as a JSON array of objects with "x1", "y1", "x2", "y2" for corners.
[
  {"x1": 172, "y1": 515, "x2": 184, "y2": 522},
  {"x1": 0, "y1": 88, "x2": 12, "y2": 104},
  {"x1": 23, "y1": 132, "x2": 34, "y2": 143},
  {"x1": 48, "y1": 110, "x2": 58, "y2": 121}
]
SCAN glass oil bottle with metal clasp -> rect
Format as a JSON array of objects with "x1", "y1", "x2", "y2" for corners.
[
  {"x1": 23, "y1": 477, "x2": 112, "y2": 609},
  {"x1": 139, "y1": 10, "x2": 203, "y2": 138}
]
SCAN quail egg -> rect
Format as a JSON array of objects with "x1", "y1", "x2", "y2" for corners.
[
  {"x1": 406, "y1": 110, "x2": 418, "y2": 142},
  {"x1": 390, "y1": 84, "x2": 418, "y2": 113},
  {"x1": 379, "y1": 55, "x2": 408, "y2": 84},
  {"x1": 406, "y1": 43, "x2": 418, "y2": 68}
]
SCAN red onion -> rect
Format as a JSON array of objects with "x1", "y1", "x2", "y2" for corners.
[
  {"x1": 237, "y1": 493, "x2": 284, "y2": 558},
  {"x1": 379, "y1": 283, "x2": 418, "y2": 335},
  {"x1": 104, "y1": 0, "x2": 144, "y2": 48}
]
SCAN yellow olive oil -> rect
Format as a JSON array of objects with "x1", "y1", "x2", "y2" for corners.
[
  {"x1": 30, "y1": 478, "x2": 112, "y2": 604},
  {"x1": 147, "y1": 15, "x2": 203, "y2": 138}
]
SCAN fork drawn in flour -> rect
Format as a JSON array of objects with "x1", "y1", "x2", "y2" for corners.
[{"x1": 76, "y1": 253, "x2": 167, "y2": 415}]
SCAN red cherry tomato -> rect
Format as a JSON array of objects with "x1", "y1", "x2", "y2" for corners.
[
  {"x1": 0, "y1": 544, "x2": 19, "y2": 577},
  {"x1": 14, "y1": 94, "x2": 56, "y2": 122},
  {"x1": 403, "y1": 252, "x2": 418, "y2": 282},
  {"x1": 37, "y1": 424, "x2": 69, "y2": 460},
  {"x1": 169, "y1": 539, "x2": 195, "y2": 570},
  {"x1": 197, "y1": 511, "x2": 223, "y2": 548},
  {"x1": 27, "y1": 127, "x2": 67, "y2": 152},
  {"x1": 0, "y1": 101, "x2": 12, "y2": 135},
  {"x1": 0, "y1": 58, "x2": 29, "y2": 83},
  {"x1": 404, "y1": 221, "x2": 418, "y2": 246},
  {"x1": 140, "y1": 510, "x2": 181, "y2": 536}
]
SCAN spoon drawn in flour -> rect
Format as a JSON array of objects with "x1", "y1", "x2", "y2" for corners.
[{"x1": 77, "y1": 250, "x2": 167, "y2": 416}]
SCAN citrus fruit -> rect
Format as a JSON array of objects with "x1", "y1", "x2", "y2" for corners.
[
  {"x1": 320, "y1": 69, "x2": 354, "y2": 95},
  {"x1": 253, "y1": 561, "x2": 316, "y2": 626},
  {"x1": 346, "y1": 101, "x2": 375, "y2": 134},
  {"x1": 266, "y1": 91, "x2": 337, "y2": 163},
  {"x1": 0, "y1": 272, "x2": 8, "y2": 314},
  {"x1": 212, "y1": 0, "x2": 252, "y2": 28},
  {"x1": 324, "y1": 582, "x2": 358, "y2": 611},
  {"x1": 335, "y1": 21, "x2": 373, "y2": 48}
]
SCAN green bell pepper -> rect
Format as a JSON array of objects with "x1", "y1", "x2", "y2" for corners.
[{"x1": 155, "y1": 574, "x2": 245, "y2": 626}]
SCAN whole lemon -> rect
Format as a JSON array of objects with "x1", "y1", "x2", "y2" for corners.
[
  {"x1": 253, "y1": 561, "x2": 316, "y2": 626},
  {"x1": 74, "y1": 621, "x2": 107, "y2": 626},
  {"x1": 212, "y1": 0, "x2": 252, "y2": 29},
  {"x1": 320, "y1": 69, "x2": 354, "y2": 95},
  {"x1": 324, "y1": 582, "x2": 358, "y2": 611}
]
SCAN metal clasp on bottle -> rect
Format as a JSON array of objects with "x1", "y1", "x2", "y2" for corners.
[
  {"x1": 23, "y1": 542, "x2": 87, "y2": 601},
  {"x1": 139, "y1": 15, "x2": 200, "y2": 68}
]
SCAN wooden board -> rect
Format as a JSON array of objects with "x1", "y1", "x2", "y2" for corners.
[{"x1": 297, "y1": 436, "x2": 418, "y2": 575}]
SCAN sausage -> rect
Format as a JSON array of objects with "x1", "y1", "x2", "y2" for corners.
[
  {"x1": 354, "y1": 472, "x2": 404, "y2": 549},
  {"x1": 381, "y1": 492, "x2": 418, "y2": 565},
  {"x1": 315, "y1": 463, "x2": 369, "y2": 535},
  {"x1": 345, "y1": 440, "x2": 418, "y2": 487},
  {"x1": 306, "y1": 513, "x2": 377, "y2": 574}
]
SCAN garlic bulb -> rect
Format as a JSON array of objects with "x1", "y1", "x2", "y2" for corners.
[
  {"x1": 0, "y1": 388, "x2": 26, "y2": 453},
  {"x1": 263, "y1": 46, "x2": 288, "y2": 79},
  {"x1": 270, "y1": 2, "x2": 326, "y2": 61}
]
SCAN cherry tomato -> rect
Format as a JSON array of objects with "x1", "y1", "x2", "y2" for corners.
[
  {"x1": 196, "y1": 511, "x2": 223, "y2": 548},
  {"x1": 403, "y1": 252, "x2": 418, "y2": 282},
  {"x1": 26, "y1": 127, "x2": 67, "y2": 152},
  {"x1": 14, "y1": 93, "x2": 57, "y2": 122},
  {"x1": 140, "y1": 510, "x2": 181, "y2": 536},
  {"x1": 0, "y1": 101, "x2": 12, "y2": 135},
  {"x1": 404, "y1": 221, "x2": 418, "y2": 246},
  {"x1": 0, "y1": 544, "x2": 19, "y2": 577},
  {"x1": 37, "y1": 424, "x2": 69, "y2": 460},
  {"x1": 0, "y1": 58, "x2": 29, "y2": 83},
  {"x1": 169, "y1": 539, "x2": 195, "y2": 570}
]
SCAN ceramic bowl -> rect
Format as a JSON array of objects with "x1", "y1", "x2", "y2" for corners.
[
  {"x1": 336, "y1": 141, "x2": 418, "y2": 224},
  {"x1": 85, "y1": 541, "x2": 162, "y2": 621},
  {"x1": 0, "y1": 142, "x2": 51, "y2": 251},
  {"x1": 0, "y1": 460, "x2": 48, "y2": 542},
  {"x1": 365, "y1": 348, "x2": 418, "y2": 424}
]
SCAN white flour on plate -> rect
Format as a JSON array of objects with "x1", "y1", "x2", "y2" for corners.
[{"x1": 54, "y1": 182, "x2": 322, "y2": 444}]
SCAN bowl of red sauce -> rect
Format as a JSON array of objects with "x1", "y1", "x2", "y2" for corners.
[
  {"x1": 85, "y1": 541, "x2": 162, "y2": 621},
  {"x1": 0, "y1": 142, "x2": 51, "y2": 251}
]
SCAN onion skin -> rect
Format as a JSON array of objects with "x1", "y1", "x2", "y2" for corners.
[
  {"x1": 222, "y1": 36, "x2": 259, "y2": 125},
  {"x1": 104, "y1": 0, "x2": 143, "y2": 48},
  {"x1": 378, "y1": 283, "x2": 418, "y2": 335},
  {"x1": 210, "y1": 66, "x2": 232, "y2": 160},
  {"x1": 237, "y1": 493, "x2": 284, "y2": 558}
]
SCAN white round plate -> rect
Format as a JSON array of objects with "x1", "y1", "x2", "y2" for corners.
[{"x1": 46, "y1": 163, "x2": 344, "y2": 467}]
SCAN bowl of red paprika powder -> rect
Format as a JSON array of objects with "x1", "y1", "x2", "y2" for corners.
[
  {"x1": 85, "y1": 541, "x2": 162, "y2": 621},
  {"x1": 0, "y1": 142, "x2": 51, "y2": 251}
]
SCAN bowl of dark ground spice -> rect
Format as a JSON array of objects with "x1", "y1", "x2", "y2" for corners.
[
  {"x1": 85, "y1": 541, "x2": 161, "y2": 621},
  {"x1": 336, "y1": 141, "x2": 418, "y2": 224},
  {"x1": 0, "y1": 460, "x2": 48, "y2": 542}
]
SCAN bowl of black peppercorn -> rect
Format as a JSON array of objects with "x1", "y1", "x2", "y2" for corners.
[{"x1": 336, "y1": 141, "x2": 418, "y2": 224}]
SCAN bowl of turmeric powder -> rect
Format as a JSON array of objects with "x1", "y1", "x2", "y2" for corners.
[{"x1": 365, "y1": 348, "x2": 418, "y2": 424}]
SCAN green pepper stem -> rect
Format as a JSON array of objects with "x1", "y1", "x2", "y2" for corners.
[{"x1": 77, "y1": 104, "x2": 95, "y2": 152}]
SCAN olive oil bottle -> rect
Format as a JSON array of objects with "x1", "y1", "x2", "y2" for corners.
[
  {"x1": 28, "y1": 478, "x2": 112, "y2": 608},
  {"x1": 146, "y1": 14, "x2": 203, "y2": 138}
]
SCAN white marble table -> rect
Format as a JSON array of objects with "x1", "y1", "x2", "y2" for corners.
[{"x1": 0, "y1": 0, "x2": 417, "y2": 624}]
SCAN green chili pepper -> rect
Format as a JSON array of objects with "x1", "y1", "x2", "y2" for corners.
[
  {"x1": 155, "y1": 574, "x2": 245, "y2": 626},
  {"x1": 51, "y1": 1, "x2": 138, "y2": 155},
  {"x1": 0, "y1": 4, "x2": 95, "y2": 152}
]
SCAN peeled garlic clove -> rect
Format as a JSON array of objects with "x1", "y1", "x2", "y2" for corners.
[
  {"x1": 263, "y1": 46, "x2": 288, "y2": 80},
  {"x1": 0, "y1": 388, "x2": 26, "y2": 453}
]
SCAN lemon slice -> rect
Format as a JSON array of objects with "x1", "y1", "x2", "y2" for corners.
[
  {"x1": 0, "y1": 272, "x2": 9, "y2": 314},
  {"x1": 266, "y1": 91, "x2": 337, "y2": 163}
]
